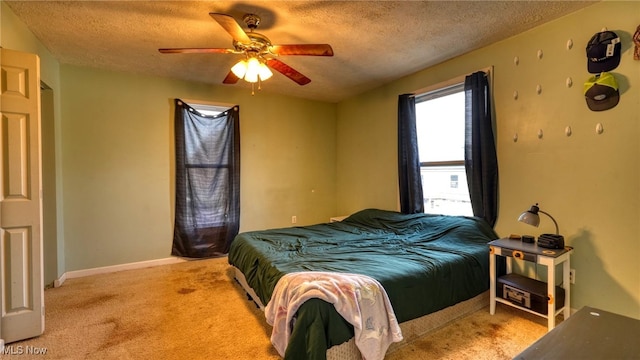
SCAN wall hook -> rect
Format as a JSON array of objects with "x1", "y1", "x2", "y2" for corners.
[
  {"x1": 566, "y1": 39, "x2": 573, "y2": 50},
  {"x1": 566, "y1": 77, "x2": 573, "y2": 88}
]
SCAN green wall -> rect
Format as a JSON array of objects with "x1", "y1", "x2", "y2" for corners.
[
  {"x1": 336, "y1": 1, "x2": 639, "y2": 318},
  {"x1": 58, "y1": 66, "x2": 337, "y2": 271}
]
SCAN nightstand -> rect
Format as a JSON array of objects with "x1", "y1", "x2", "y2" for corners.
[{"x1": 488, "y1": 238, "x2": 573, "y2": 331}]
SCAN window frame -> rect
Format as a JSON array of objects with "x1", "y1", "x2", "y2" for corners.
[
  {"x1": 414, "y1": 80, "x2": 471, "y2": 216},
  {"x1": 415, "y1": 81, "x2": 465, "y2": 167},
  {"x1": 183, "y1": 99, "x2": 234, "y2": 117}
]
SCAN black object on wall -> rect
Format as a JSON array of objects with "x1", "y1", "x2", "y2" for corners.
[
  {"x1": 398, "y1": 94, "x2": 425, "y2": 214},
  {"x1": 172, "y1": 99, "x2": 240, "y2": 258},
  {"x1": 464, "y1": 71, "x2": 499, "y2": 227}
]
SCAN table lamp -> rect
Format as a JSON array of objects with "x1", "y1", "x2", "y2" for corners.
[{"x1": 518, "y1": 203, "x2": 559, "y2": 235}]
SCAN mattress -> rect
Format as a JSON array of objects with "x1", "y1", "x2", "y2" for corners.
[{"x1": 228, "y1": 208, "x2": 498, "y2": 359}]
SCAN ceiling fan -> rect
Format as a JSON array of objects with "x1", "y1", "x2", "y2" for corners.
[{"x1": 159, "y1": 13, "x2": 334, "y2": 87}]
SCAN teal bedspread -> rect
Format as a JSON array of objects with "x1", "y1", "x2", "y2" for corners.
[{"x1": 228, "y1": 208, "x2": 498, "y2": 359}]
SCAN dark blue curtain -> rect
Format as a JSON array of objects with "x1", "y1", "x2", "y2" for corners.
[
  {"x1": 464, "y1": 72, "x2": 498, "y2": 227},
  {"x1": 398, "y1": 94, "x2": 424, "y2": 214},
  {"x1": 172, "y1": 99, "x2": 240, "y2": 258}
]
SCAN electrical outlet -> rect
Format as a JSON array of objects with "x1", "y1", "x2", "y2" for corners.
[
  {"x1": 291, "y1": 215, "x2": 297, "y2": 224},
  {"x1": 569, "y1": 269, "x2": 576, "y2": 284}
]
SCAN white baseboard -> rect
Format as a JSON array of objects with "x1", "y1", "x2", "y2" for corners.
[
  {"x1": 53, "y1": 273, "x2": 67, "y2": 288},
  {"x1": 53, "y1": 257, "x2": 187, "y2": 287}
]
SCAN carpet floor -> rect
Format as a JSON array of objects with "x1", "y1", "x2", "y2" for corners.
[{"x1": 3, "y1": 257, "x2": 550, "y2": 359}]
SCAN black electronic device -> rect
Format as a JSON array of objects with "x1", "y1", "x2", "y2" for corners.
[
  {"x1": 538, "y1": 234, "x2": 565, "y2": 249},
  {"x1": 521, "y1": 235, "x2": 535, "y2": 243},
  {"x1": 497, "y1": 273, "x2": 565, "y2": 315}
]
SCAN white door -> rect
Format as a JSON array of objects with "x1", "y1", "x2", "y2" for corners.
[{"x1": 0, "y1": 48, "x2": 45, "y2": 343}]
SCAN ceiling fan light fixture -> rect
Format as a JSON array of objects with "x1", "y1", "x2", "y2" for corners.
[
  {"x1": 230, "y1": 59, "x2": 248, "y2": 78},
  {"x1": 258, "y1": 62, "x2": 273, "y2": 81},
  {"x1": 244, "y1": 57, "x2": 261, "y2": 83}
]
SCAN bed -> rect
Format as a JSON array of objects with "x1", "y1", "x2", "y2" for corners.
[{"x1": 228, "y1": 208, "x2": 498, "y2": 359}]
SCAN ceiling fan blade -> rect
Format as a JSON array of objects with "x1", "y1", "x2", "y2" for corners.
[
  {"x1": 209, "y1": 13, "x2": 251, "y2": 44},
  {"x1": 270, "y1": 44, "x2": 334, "y2": 56},
  {"x1": 266, "y1": 58, "x2": 311, "y2": 85},
  {"x1": 222, "y1": 71, "x2": 240, "y2": 84},
  {"x1": 158, "y1": 48, "x2": 235, "y2": 54}
]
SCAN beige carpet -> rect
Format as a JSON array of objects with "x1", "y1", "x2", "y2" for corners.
[{"x1": 4, "y1": 257, "x2": 549, "y2": 359}]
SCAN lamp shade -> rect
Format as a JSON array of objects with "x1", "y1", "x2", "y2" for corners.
[
  {"x1": 258, "y1": 62, "x2": 273, "y2": 81},
  {"x1": 518, "y1": 204, "x2": 541, "y2": 227},
  {"x1": 230, "y1": 56, "x2": 273, "y2": 85},
  {"x1": 230, "y1": 60, "x2": 248, "y2": 78},
  {"x1": 243, "y1": 57, "x2": 261, "y2": 83},
  {"x1": 518, "y1": 203, "x2": 560, "y2": 235}
]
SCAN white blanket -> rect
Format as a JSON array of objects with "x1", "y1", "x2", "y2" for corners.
[{"x1": 264, "y1": 271, "x2": 403, "y2": 360}]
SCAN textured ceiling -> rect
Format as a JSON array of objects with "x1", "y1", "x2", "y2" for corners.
[{"x1": 5, "y1": 1, "x2": 596, "y2": 103}]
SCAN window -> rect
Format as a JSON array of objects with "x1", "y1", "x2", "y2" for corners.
[
  {"x1": 183, "y1": 102, "x2": 233, "y2": 225},
  {"x1": 415, "y1": 83, "x2": 473, "y2": 216},
  {"x1": 189, "y1": 102, "x2": 227, "y2": 117},
  {"x1": 450, "y1": 175, "x2": 459, "y2": 188},
  {"x1": 172, "y1": 99, "x2": 240, "y2": 257}
]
